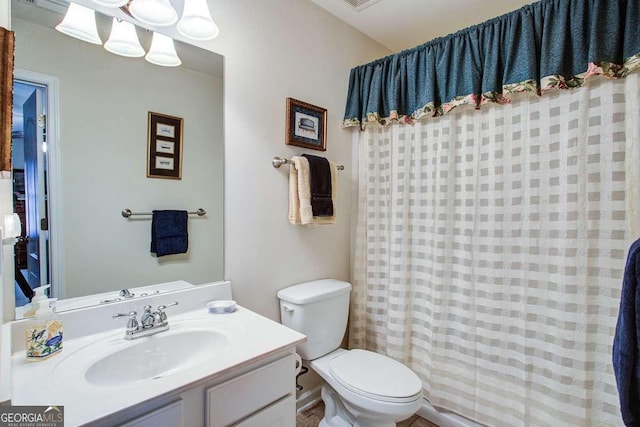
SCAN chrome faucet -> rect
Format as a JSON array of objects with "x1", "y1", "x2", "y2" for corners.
[
  {"x1": 100, "y1": 289, "x2": 161, "y2": 304},
  {"x1": 113, "y1": 301, "x2": 178, "y2": 340}
]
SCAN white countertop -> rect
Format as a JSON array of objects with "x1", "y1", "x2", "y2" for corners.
[
  {"x1": 6, "y1": 285, "x2": 306, "y2": 426},
  {"x1": 16, "y1": 280, "x2": 196, "y2": 318}
]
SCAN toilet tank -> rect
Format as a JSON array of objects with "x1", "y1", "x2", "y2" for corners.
[{"x1": 277, "y1": 279, "x2": 351, "y2": 360}]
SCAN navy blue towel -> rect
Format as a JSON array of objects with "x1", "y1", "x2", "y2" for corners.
[
  {"x1": 150, "y1": 210, "x2": 188, "y2": 257},
  {"x1": 302, "y1": 154, "x2": 333, "y2": 217},
  {"x1": 613, "y1": 237, "x2": 640, "y2": 427}
]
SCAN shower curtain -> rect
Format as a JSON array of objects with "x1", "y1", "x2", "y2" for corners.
[{"x1": 350, "y1": 73, "x2": 640, "y2": 426}]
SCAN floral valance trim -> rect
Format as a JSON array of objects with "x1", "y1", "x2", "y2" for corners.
[
  {"x1": 343, "y1": 0, "x2": 640, "y2": 131},
  {"x1": 343, "y1": 54, "x2": 640, "y2": 129}
]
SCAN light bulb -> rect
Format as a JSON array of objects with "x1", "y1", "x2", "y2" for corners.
[
  {"x1": 104, "y1": 19, "x2": 145, "y2": 58},
  {"x1": 55, "y1": 3, "x2": 102, "y2": 45},
  {"x1": 91, "y1": 0, "x2": 129, "y2": 7},
  {"x1": 129, "y1": 0, "x2": 178, "y2": 26},
  {"x1": 177, "y1": 0, "x2": 220, "y2": 40},
  {"x1": 145, "y1": 32, "x2": 181, "y2": 67}
]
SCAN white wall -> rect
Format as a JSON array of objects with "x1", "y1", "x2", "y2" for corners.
[{"x1": 210, "y1": 0, "x2": 389, "y2": 320}]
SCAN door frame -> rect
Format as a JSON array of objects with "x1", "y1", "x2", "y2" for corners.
[{"x1": 14, "y1": 68, "x2": 64, "y2": 300}]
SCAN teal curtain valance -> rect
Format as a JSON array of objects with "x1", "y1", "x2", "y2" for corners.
[{"x1": 343, "y1": 0, "x2": 640, "y2": 129}]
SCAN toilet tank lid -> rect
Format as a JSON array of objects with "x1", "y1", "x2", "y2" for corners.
[{"x1": 277, "y1": 279, "x2": 351, "y2": 304}]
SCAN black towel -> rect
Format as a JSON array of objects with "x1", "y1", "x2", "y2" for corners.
[
  {"x1": 150, "y1": 210, "x2": 188, "y2": 257},
  {"x1": 302, "y1": 154, "x2": 333, "y2": 217}
]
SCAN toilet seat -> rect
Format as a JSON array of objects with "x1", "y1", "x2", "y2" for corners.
[{"x1": 328, "y1": 349, "x2": 423, "y2": 404}]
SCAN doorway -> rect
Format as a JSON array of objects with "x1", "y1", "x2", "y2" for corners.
[{"x1": 12, "y1": 78, "x2": 51, "y2": 307}]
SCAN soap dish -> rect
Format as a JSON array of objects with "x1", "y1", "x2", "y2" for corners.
[{"x1": 207, "y1": 300, "x2": 237, "y2": 314}]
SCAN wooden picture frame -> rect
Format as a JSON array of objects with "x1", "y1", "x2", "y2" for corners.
[
  {"x1": 147, "y1": 112, "x2": 183, "y2": 179},
  {"x1": 285, "y1": 98, "x2": 327, "y2": 151}
]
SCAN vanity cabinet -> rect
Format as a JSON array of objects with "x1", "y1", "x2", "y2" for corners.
[
  {"x1": 108, "y1": 353, "x2": 296, "y2": 427},
  {"x1": 6, "y1": 286, "x2": 306, "y2": 427}
]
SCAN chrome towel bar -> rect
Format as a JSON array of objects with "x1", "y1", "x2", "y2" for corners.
[
  {"x1": 121, "y1": 208, "x2": 207, "y2": 218},
  {"x1": 272, "y1": 156, "x2": 344, "y2": 170}
]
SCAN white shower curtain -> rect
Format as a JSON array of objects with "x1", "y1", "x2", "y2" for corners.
[{"x1": 350, "y1": 74, "x2": 640, "y2": 427}]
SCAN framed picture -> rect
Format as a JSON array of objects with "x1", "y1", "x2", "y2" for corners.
[
  {"x1": 147, "y1": 112, "x2": 183, "y2": 179},
  {"x1": 285, "y1": 98, "x2": 327, "y2": 151}
]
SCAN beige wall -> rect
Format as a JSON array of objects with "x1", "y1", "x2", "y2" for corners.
[
  {"x1": 211, "y1": 0, "x2": 389, "y2": 320},
  {"x1": 208, "y1": 2, "x2": 388, "y2": 393}
]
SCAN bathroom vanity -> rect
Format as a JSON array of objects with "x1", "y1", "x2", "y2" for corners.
[{"x1": 1, "y1": 282, "x2": 306, "y2": 426}]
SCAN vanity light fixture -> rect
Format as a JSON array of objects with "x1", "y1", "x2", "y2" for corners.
[
  {"x1": 55, "y1": 2, "x2": 102, "y2": 45},
  {"x1": 128, "y1": 0, "x2": 178, "y2": 27},
  {"x1": 104, "y1": 18, "x2": 146, "y2": 57},
  {"x1": 145, "y1": 32, "x2": 181, "y2": 67},
  {"x1": 90, "y1": 0, "x2": 221, "y2": 41},
  {"x1": 177, "y1": 0, "x2": 219, "y2": 40}
]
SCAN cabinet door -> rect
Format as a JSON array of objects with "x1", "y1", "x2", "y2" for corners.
[
  {"x1": 206, "y1": 355, "x2": 294, "y2": 427},
  {"x1": 119, "y1": 400, "x2": 182, "y2": 427},
  {"x1": 233, "y1": 395, "x2": 295, "y2": 427}
]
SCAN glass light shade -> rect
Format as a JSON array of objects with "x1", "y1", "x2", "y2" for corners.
[
  {"x1": 145, "y1": 32, "x2": 181, "y2": 67},
  {"x1": 55, "y1": 3, "x2": 102, "y2": 45},
  {"x1": 91, "y1": 0, "x2": 128, "y2": 7},
  {"x1": 129, "y1": 0, "x2": 178, "y2": 26},
  {"x1": 4, "y1": 213, "x2": 21, "y2": 239},
  {"x1": 177, "y1": 0, "x2": 219, "y2": 40},
  {"x1": 104, "y1": 19, "x2": 145, "y2": 57}
]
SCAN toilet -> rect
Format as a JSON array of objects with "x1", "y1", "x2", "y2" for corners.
[{"x1": 277, "y1": 279, "x2": 423, "y2": 427}]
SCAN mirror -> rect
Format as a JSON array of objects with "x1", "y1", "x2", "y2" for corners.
[{"x1": 10, "y1": 0, "x2": 224, "y2": 318}]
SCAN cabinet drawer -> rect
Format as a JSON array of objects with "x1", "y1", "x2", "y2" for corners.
[
  {"x1": 206, "y1": 355, "x2": 294, "y2": 427},
  {"x1": 233, "y1": 395, "x2": 295, "y2": 427},
  {"x1": 119, "y1": 399, "x2": 182, "y2": 427}
]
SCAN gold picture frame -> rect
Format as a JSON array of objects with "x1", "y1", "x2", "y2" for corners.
[{"x1": 285, "y1": 98, "x2": 327, "y2": 151}]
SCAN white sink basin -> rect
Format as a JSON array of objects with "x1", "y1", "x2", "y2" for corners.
[
  {"x1": 85, "y1": 330, "x2": 227, "y2": 386},
  {"x1": 52, "y1": 317, "x2": 245, "y2": 388}
]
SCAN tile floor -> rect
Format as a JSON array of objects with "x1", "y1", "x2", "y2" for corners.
[{"x1": 296, "y1": 401, "x2": 438, "y2": 427}]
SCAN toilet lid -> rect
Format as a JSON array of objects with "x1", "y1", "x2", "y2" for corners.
[{"x1": 329, "y1": 349, "x2": 423, "y2": 403}]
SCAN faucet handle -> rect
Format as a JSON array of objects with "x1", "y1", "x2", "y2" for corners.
[
  {"x1": 119, "y1": 289, "x2": 135, "y2": 299},
  {"x1": 156, "y1": 301, "x2": 178, "y2": 323},
  {"x1": 157, "y1": 301, "x2": 178, "y2": 311},
  {"x1": 113, "y1": 311, "x2": 139, "y2": 332},
  {"x1": 113, "y1": 310, "x2": 137, "y2": 319}
]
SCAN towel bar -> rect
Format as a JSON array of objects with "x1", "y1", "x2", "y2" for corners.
[
  {"x1": 272, "y1": 156, "x2": 344, "y2": 170},
  {"x1": 121, "y1": 208, "x2": 207, "y2": 218}
]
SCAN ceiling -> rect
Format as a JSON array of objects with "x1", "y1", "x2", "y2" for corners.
[{"x1": 310, "y1": 0, "x2": 538, "y2": 53}]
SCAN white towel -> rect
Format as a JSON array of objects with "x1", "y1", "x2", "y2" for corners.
[{"x1": 289, "y1": 156, "x2": 336, "y2": 226}]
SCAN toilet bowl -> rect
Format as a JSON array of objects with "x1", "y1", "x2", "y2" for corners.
[
  {"x1": 277, "y1": 279, "x2": 423, "y2": 427},
  {"x1": 310, "y1": 348, "x2": 423, "y2": 427}
]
